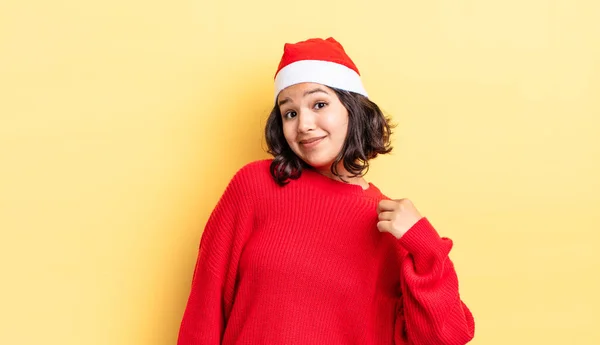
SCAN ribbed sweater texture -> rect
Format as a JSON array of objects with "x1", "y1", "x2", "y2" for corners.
[{"x1": 177, "y1": 159, "x2": 475, "y2": 344}]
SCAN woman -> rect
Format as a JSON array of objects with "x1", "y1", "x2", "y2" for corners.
[{"x1": 177, "y1": 37, "x2": 475, "y2": 345}]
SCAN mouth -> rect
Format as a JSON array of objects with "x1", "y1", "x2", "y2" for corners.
[
  {"x1": 299, "y1": 136, "x2": 326, "y2": 147},
  {"x1": 300, "y1": 136, "x2": 325, "y2": 144}
]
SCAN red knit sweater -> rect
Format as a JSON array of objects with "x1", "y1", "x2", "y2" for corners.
[{"x1": 177, "y1": 159, "x2": 475, "y2": 344}]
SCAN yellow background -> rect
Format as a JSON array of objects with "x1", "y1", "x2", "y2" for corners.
[{"x1": 1, "y1": 0, "x2": 599, "y2": 344}]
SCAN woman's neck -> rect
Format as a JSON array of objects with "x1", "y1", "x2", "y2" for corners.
[{"x1": 312, "y1": 163, "x2": 369, "y2": 190}]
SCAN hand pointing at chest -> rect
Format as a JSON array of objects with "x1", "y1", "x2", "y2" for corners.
[{"x1": 376, "y1": 199, "x2": 423, "y2": 239}]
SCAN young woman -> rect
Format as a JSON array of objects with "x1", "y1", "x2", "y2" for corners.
[{"x1": 177, "y1": 37, "x2": 475, "y2": 345}]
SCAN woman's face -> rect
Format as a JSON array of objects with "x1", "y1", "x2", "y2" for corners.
[{"x1": 277, "y1": 82, "x2": 349, "y2": 171}]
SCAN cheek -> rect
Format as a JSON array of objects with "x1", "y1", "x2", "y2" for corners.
[
  {"x1": 322, "y1": 112, "x2": 349, "y2": 138},
  {"x1": 281, "y1": 122, "x2": 296, "y2": 145}
]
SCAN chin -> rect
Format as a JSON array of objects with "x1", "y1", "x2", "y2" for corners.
[
  {"x1": 292, "y1": 145, "x2": 341, "y2": 171},
  {"x1": 301, "y1": 155, "x2": 335, "y2": 170}
]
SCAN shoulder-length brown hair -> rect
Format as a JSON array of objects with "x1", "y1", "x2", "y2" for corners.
[{"x1": 265, "y1": 87, "x2": 395, "y2": 186}]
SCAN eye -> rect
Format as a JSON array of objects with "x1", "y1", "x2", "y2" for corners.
[
  {"x1": 283, "y1": 110, "x2": 297, "y2": 119},
  {"x1": 314, "y1": 102, "x2": 327, "y2": 110}
]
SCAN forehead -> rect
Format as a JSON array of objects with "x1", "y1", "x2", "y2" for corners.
[{"x1": 277, "y1": 82, "x2": 333, "y2": 101}]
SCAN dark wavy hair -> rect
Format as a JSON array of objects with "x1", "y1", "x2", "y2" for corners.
[{"x1": 265, "y1": 87, "x2": 396, "y2": 186}]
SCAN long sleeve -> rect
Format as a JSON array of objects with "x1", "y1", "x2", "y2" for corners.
[
  {"x1": 394, "y1": 217, "x2": 475, "y2": 345},
  {"x1": 177, "y1": 167, "x2": 256, "y2": 345}
]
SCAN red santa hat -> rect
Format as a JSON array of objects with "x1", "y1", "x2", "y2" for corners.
[{"x1": 273, "y1": 37, "x2": 368, "y2": 101}]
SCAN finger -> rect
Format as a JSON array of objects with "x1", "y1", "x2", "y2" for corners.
[
  {"x1": 377, "y1": 199, "x2": 397, "y2": 213},
  {"x1": 377, "y1": 211, "x2": 395, "y2": 221},
  {"x1": 377, "y1": 220, "x2": 392, "y2": 233}
]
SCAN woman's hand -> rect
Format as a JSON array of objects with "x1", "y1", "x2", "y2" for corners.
[{"x1": 376, "y1": 199, "x2": 423, "y2": 239}]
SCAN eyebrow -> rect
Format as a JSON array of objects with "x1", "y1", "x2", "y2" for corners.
[{"x1": 277, "y1": 87, "x2": 330, "y2": 107}]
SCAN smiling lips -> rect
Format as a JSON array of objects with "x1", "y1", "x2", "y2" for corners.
[{"x1": 299, "y1": 136, "x2": 325, "y2": 147}]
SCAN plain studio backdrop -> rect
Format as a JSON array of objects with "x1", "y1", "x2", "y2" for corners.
[{"x1": 0, "y1": 0, "x2": 598, "y2": 344}]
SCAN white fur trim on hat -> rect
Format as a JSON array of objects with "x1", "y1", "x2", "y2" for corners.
[{"x1": 274, "y1": 60, "x2": 368, "y2": 101}]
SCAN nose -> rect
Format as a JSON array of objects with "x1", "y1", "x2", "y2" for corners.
[{"x1": 297, "y1": 110, "x2": 316, "y2": 133}]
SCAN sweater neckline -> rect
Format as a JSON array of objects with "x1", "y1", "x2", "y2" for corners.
[{"x1": 301, "y1": 167, "x2": 383, "y2": 199}]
